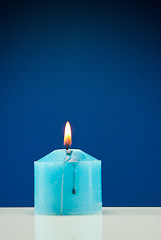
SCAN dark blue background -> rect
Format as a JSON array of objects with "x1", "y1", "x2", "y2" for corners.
[{"x1": 0, "y1": 1, "x2": 161, "y2": 207}]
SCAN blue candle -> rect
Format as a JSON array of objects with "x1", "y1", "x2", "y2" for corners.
[{"x1": 34, "y1": 122, "x2": 102, "y2": 215}]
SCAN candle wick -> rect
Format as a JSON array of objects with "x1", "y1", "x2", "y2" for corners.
[{"x1": 66, "y1": 143, "x2": 69, "y2": 150}]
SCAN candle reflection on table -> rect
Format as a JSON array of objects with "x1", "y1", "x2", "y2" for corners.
[{"x1": 35, "y1": 214, "x2": 102, "y2": 240}]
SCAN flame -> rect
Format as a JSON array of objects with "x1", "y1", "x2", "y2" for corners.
[{"x1": 64, "y1": 121, "x2": 72, "y2": 147}]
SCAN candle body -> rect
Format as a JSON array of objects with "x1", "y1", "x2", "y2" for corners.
[{"x1": 34, "y1": 149, "x2": 102, "y2": 215}]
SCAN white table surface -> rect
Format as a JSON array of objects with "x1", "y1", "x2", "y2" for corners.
[{"x1": 0, "y1": 207, "x2": 161, "y2": 240}]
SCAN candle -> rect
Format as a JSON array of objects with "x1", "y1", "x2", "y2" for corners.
[{"x1": 34, "y1": 122, "x2": 102, "y2": 215}]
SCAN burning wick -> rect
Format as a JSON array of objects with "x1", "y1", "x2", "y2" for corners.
[{"x1": 66, "y1": 143, "x2": 69, "y2": 151}]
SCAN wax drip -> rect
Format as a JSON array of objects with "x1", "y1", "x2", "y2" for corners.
[
  {"x1": 65, "y1": 150, "x2": 77, "y2": 195},
  {"x1": 60, "y1": 151, "x2": 72, "y2": 214},
  {"x1": 61, "y1": 150, "x2": 75, "y2": 214},
  {"x1": 61, "y1": 150, "x2": 78, "y2": 213},
  {"x1": 72, "y1": 167, "x2": 77, "y2": 194}
]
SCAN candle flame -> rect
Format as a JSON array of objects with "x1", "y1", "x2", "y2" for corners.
[{"x1": 64, "y1": 121, "x2": 72, "y2": 147}]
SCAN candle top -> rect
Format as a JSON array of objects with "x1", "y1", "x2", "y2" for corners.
[{"x1": 36, "y1": 149, "x2": 100, "y2": 163}]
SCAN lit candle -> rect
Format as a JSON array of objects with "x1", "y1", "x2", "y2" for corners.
[{"x1": 34, "y1": 122, "x2": 102, "y2": 215}]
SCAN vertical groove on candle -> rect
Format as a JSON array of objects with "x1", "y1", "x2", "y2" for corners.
[{"x1": 60, "y1": 163, "x2": 65, "y2": 215}]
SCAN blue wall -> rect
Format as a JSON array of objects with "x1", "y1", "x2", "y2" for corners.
[{"x1": 0, "y1": 1, "x2": 161, "y2": 207}]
